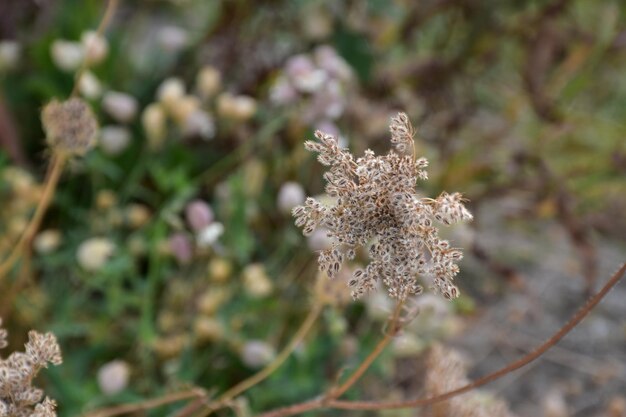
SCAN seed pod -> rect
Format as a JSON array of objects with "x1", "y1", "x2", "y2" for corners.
[{"x1": 41, "y1": 98, "x2": 98, "y2": 156}]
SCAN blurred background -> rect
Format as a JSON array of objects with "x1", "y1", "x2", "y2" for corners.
[{"x1": 0, "y1": 0, "x2": 625, "y2": 416}]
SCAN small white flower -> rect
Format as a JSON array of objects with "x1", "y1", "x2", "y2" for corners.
[
  {"x1": 78, "y1": 71, "x2": 102, "y2": 99},
  {"x1": 99, "y1": 126, "x2": 131, "y2": 155},
  {"x1": 97, "y1": 360, "x2": 130, "y2": 395},
  {"x1": 241, "y1": 340, "x2": 275, "y2": 368},
  {"x1": 196, "y1": 222, "x2": 224, "y2": 248},
  {"x1": 102, "y1": 92, "x2": 138, "y2": 123},
  {"x1": 76, "y1": 238, "x2": 115, "y2": 271},
  {"x1": 51, "y1": 40, "x2": 83, "y2": 72},
  {"x1": 81, "y1": 31, "x2": 108, "y2": 65}
]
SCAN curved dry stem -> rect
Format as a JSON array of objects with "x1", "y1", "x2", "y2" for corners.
[
  {"x1": 188, "y1": 303, "x2": 325, "y2": 417},
  {"x1": 71, "y1": 0, "x2": 119, "y2": 97},
  {"x1": 0, "y1": 153, "x2": 66, "y2": 281},
  {"x1": 256, "y1": 263, "x2": 626, "y2": 417},
  {"x1": 326, "y1": 300, "x2": 404, "y2": 399},
  {"x1": 81, "y1": 389, "x2": 206, "y2": 417},
  {"x1": 83, "y1": 303, "x2": 324, "y2": 417}
]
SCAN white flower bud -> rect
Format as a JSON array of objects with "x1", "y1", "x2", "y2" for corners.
[
  {"x1": 102, "y1": 91, "x2": 138, "y2": 123},
  {"x1": 97, "y1": 360, "x2": 130, "y2": 395},
  {"x1": 157, "y1": 78, "x2": 185, "y2": 110},
  {"x1": 196, "y1": 66, "x2": 221, "y2": 98},
  {"x1": 216, "y1": 93, "x2": 257, "y2": 121},
  {"x1": 81, "y1": 31, "x2": 109, "y2": 65},
  {"x1": 142, "y1": 103, "x2": 166, "y2": 150},
  {"x1": 242, "y1": 264, "x2": 272, "y2": 298},
  {"x1": 196, "y1": 222, "x2": 224, "y2": 248},
  {"x1": 34, "y1": 229, "x2": 62, "y2": 254},
  {"x1": 76, "y1": 237, "x2": 115, "y2": 271},
  {"x1": 241, "y1": 340, "x2": 275, "y2": 368},
  {"x1": 99, "y1": 126, "x2": 131, "y2": 155},
  {"x1": 78, "y1": 71, "x2": 102, "y2": 99},
  {"x1": 50, "y1": 40, "x2": 84, "y2": 72}
]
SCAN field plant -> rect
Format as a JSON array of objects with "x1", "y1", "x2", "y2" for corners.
[{"x1": 1, "y1": 1, "x2": 626, "y2": 417}]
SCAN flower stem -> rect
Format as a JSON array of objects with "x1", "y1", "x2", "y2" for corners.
[{"x1": 0, "y1": 153, "x2": 66, "y2": 282}]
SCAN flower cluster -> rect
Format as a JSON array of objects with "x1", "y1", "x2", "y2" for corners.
[
  {"x1": 0, "y1": 318, "x2": 62, "y2": 417},
  {"x1": 270, "y1": 45, "x2": 353, "y2": 129},
  {"x1": 292, "y1": 113, "x2": 472, "y2": 301}
]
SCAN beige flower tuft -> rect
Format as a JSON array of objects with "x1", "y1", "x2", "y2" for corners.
[
  {"x1": 41, "y1": 98, "x2": 98, "y2": 156},
  {"x1": 293, "y1": 112, "x2": 472, "y2": 301}
]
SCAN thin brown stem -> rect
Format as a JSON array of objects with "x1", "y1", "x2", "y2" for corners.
[
  {"x1": 256, "y1": 263, "x2": 626, "y2": 417},
  {"x1": 81, "y1": 389, "x2": 206, "y2": 417},
  {"x1": 71, "y1": 0, "x2": 119, "y2": 97},
  {"x1": 0, "y1": 153, "x2": 66, "y2": 281},
  {"x1": 196, "y1": 303, "x2": 324, "y2": 416},
  {"x1": 327, "y1": 300, "x2": 404, "y2": 399}
]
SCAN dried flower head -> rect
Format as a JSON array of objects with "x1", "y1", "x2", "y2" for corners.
[
  {"x1": 41, "y1": 98, "x2": 98, "y2": 156},
  {"x1": 292, "y1": 112, "x2": 472, "y2": 301},
  {"x1": 0, "y1": 318, "x2": 62, "y2": 417}
]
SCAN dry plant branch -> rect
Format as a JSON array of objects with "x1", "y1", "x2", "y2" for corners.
[
  {"x1": 0, "y1": 0, "x2": 118, "y2": 283},
  {"x1": 0, "y1": 153, "x2": 66, "y2": 280},
  {"x1": 326, "y1": 300, "x2": 404, "y2": 400},
  {"x1": 83, "y1": 303, "x2": 325, "y2": 417},
  {"x1": 256, "y1": 262, "x2": 626, "y2": 417},
  {"x1": 82, "y1": 389, "x2": 206, "y2": 417}
]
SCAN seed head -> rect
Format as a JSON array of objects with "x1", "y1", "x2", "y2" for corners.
[
  {"x1": 41, "y1": 98, "x2": 98, "y2": 156},
  {"x1": 292, "y1": 112, "x2": 473, "y2": 301}
]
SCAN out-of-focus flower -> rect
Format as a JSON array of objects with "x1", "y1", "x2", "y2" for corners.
[
  {"x1": 142, "y1": 103, "x2": 167, "y2": 150},
  {"x1": 193, "y1": 317, "x2": 224, "y2": 342},
  {"x1": 216, "y1": 93, "x2": 257, "y2": 121},
  {"x1": 168, "y1": 233, "x2": 193, "y2": 264},
  {"x1": 183, "y1": 110, "x2": 215, "y2": 140},
  {"x1": 196, "y1": 66, "x2": 221, "y2": 98},
  {"x1": 196, "y1": 288, "x2": 229, "y2": 315},
  {"x1": 286, "y1": 54, "x2": 327, "y2": 93},
  {"x1": 42, "y1": 98, "x2": 98, "y2": 156},
  {"x1": 185, "y1": 200, "x2": 214, "y2": 233},
  {"x1": 241, "y1": 340, "x2": 276, "y2": 368},
  {"x1": 0, "y1": 40, "x2": 21, "y2": 71},
  {"x1": 96, "y1": 189, "x2": 117, "y2": 210},
  {"x1": 196, "y1": 223, "x2": 224, "y2": 248},
  {"x1": 81, "y1": 31, "x2": 108, "y2": 65},
  {"x1": 125, "y1": 203, "x2": 151, "y2": 228},
  {"x1": 77, "y1": 237, "x2": 115, "y2": 271},
  {"x1": 314, "y1": 45, "x2": 352, "y2": 81},
  {"x1": 102, "y1": 91, "x2": 138, "y2": 123},
  {"x1": 78, "y1": 71, "x2": 103, "y2": 99},
  {"x1": 97, "y1": 360, "x2": 130, "y2": 395},
  {"x1": 34, "y1": 230, "x2": 62, "y2": 254},
  {"x1": 157, "y1": 78, "x2": 186, "y2": 110},
  {"x1": 169, "y1": 95, "x2": 200, "y2": 125},
  {"x1": 51, "y1": 40, "x2": 84, "y2": 72},
  {"x1": 242, "y1": 263, "x2": 273, "y2": 298},
  {"x1": 157, "y1": 26, "x2": 189, "y2": 52},
  {"x1": 269, "y1": 45, "x2": 353, "y2": 127},
  {"x1": 99, "y1": 126, "x2": 131, "y2": 155},
  {"x1": 277, "y1": 182, "x2": 305, "y2": 213},
  {"x1": 208, "y1": 257, "x2": 232, "y2": 283}
]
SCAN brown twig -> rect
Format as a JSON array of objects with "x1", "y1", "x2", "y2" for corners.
[
  {"x1": 256, "y1": 263, "x2": 626, "y2": 416},
  {"x1": 81, "y1": 389, "x2": 206, "y2": 417}
]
